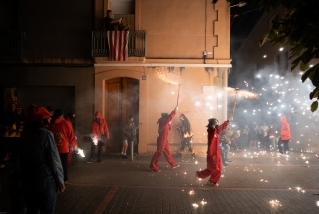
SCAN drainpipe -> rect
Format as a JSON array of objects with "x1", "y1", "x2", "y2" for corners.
[{"x1": 204, "y1": 0, "x2": 207, "y2": 64}]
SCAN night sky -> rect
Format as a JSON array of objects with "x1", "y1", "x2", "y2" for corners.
[
  {"x1": 229, "y1": 0, "x2": 264, "y2": 87},
  {"x1": 230, "y1": 0, "x2": 264, "y2": 56}
]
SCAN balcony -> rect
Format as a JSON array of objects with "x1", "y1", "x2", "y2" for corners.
[
  {"x1": 0, "y1": 31, "x2": 29, "y2": 63},
  {"x1": 91, "y1": 30, "x2": 146, "y2": 58}
]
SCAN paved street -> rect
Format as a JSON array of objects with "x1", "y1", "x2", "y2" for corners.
[{"x1": 1, "y1": 149, "x2": 319, "y2": 213}]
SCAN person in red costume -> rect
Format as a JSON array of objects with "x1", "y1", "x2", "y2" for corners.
[
  {"x1": 50, "y1": 109, "x2": 77, "y2": 185},
  {"x1": 150, "y1": 106, "x2": 180, "y2": 172},
  {"x1": 65, "y1": 111, "x2": 77, "y2": 166},
  {"x1": 278, "y1": 115, "x2": 291, "y2": 154},
  {"x1": 195, "y1": 117, "x2": 232, "y2": 186},
  {"x1": 87, "y1": 111, "x2": 110, "y2": 163}
]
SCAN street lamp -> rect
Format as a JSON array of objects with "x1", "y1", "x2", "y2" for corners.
[{"x1": 230, "y1": 2, "x2": 246, "y2": 8}]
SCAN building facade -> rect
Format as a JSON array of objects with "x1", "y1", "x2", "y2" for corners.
[{"x1": 0, "y1": 0, "x2": 232, "y2": 154}]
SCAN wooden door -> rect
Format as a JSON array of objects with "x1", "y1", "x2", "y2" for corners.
[{"x1": 105, "y1": 77, "x2": 139, "y2": 153}]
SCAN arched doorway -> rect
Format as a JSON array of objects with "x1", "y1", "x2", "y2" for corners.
[{"x1": 105, "y1": 77, "x2": 139, "y2": 153}]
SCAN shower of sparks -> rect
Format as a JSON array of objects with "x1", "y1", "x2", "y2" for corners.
[
  {"x1": 233, "y1": 72, "x2": 319, "y2": 155},
  {"x1": 152, "y1": 67, "x2": 181, "y2": 85},
  {"x1": 75, "y1": 148, "x2": 85, "y2": 157},
  {"x1": 226, "y1": 87, "x2": 259, "y2": 99}
]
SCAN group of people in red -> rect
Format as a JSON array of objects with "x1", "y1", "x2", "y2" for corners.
[
  {"x1": 3, "y1": 104, "x2": 66, "y2": 213},
  {"x1": 0, "y1": 102, "x2": 78, "y2": 183},
  {"x1": 149, "y1": 105, "x2": 233, "y2": 187},
  {"x1": 1, "y1": 103, "x2": 111, "y2": 213}
]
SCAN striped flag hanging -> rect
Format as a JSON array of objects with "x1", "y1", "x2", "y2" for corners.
[{"x1": 107, "y1": 31, "x2": 129, "y2": 61}]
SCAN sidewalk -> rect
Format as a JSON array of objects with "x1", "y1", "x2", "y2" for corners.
[{"x1": 1, "y1": 149, "x2": 319, "y2": 213}]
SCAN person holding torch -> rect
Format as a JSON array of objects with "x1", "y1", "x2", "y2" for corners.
[
  {"x1": 196, "y1": 117, "x2": 232, "y2": 186},
  {"x1": 150, "y1": 106, "x2": 180, "y2": 172},
  {"x1": 87, "y1": 111, "x2": 110, "y2": 163}
]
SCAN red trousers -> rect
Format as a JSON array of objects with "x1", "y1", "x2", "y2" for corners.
[
  {"x1": 150, "y1": 144, "x2": 177, "y2": 171},
  {"x1": 198, "y1": 155, "x2": 222, "y2": 183}
]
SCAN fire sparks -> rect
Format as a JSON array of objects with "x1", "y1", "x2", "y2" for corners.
[
  {"x1": 75, "y1": 147, "x2": 85, "y2": 157},
  {"x1": 226, "y1": 87, "x2": 259, "y2": 99},
  {"x1": 92, "y1": 136, "x2": 98, "y2": 145},
  {"x1": 152, "y1": 67, "x2": 181, "y2": 85}
]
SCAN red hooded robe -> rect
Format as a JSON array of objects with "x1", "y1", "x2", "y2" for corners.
[
  {"x1": 280, "y1": 116, "x2": 291, "y2": 140},
  {"x1": 91, "y1": 111, "x2": 110, "y2": 141},
  {"x1": 198, "y1": 120, "x2": 230, "y2": 184},
  {"x1": 50, "y1": 117, "x2": 76, "y2": 153}
]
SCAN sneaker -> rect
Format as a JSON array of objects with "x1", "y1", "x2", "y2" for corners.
[
  {"x1": 64, "y1": 180, "x2": 71, "y2": 185},
  {"x1": 195, "y1": 171, "x2": 200, "y2": 180},
  {"x1": 97, "y1": 159, "x2": 103, "y2": 163},
  {"x1": 207, "y1": 180, "x2": 217, "y2": 186},
  {"x1": 123, "y1": 155, "x2": 128, "y2": 159},
  {"x1": 223, "y1": 162, "x2": 229, "y2": 166},
  {"x1": 172, "y1": 165, "x2": 180, "y2": 169},
  {"x1": 150, "y1": 168, "x2": 161, "y2": 172},
  {"x1": 86, "y1": 159, "x2": 93, "y2": 164},
  {"x1": 226, "y1": 159, "x2": 232, "y2": 162}
]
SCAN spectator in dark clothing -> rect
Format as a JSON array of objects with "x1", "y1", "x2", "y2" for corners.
[
  {"x1": 19, "y1": 104, "x2": 65, "y2": 214},
  {"x1": 104, "y1": 10, "x2": 122, "y2": 31},
  {"x1": 1, "y1": 101, "x2": 18, "y2": 134},
  {"x1": 15, "y1": 105, "x2": 26, "y2": 132}
]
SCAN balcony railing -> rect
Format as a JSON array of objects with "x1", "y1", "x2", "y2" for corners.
[
  {"x1": 0, "y1": 31, "x2": 29, "y2": 61},
  {"x1": 92, "y1": 30, "x2": 146, "y2": 57}
]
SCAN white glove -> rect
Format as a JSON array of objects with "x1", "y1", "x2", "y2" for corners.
[{"x1": 175, "y1": 106, "x2": 179, "y2": 111}]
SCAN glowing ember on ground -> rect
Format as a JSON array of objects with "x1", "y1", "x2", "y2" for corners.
[
  {"x1": 270, "y1": 200, "x2": 281, "y2": 207},
  {"x1": 200, "y1": 200, "x2": 207, "y2": 205}
]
